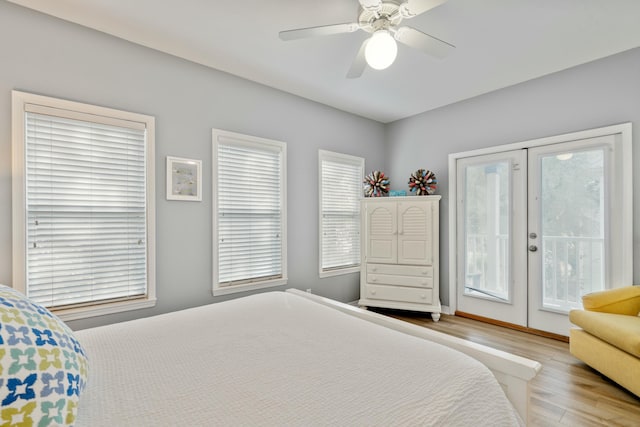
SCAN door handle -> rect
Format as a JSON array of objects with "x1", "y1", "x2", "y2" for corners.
[{"x1": 528, "y1": 245, "x2": 538, "y2": 252}]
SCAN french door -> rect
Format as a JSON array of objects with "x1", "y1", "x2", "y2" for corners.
[
  {"x1": 456, "y1": 150, "x2": 527, "y2": 327},
  {"x1": 455, "y1": 127, "x2": 631, "y2": 336}
]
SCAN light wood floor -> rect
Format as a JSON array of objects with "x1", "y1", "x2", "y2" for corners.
[{"x1": 375, "y1": 309, "x2": 640, "y2": 426}]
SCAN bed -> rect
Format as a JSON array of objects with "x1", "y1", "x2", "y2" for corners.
[
  {"x1": 0, "y1": 284, "x2": 541, "y2": 425},
  {"x1": 70, "y1": 289, "x2": 540, "y2": 426}
]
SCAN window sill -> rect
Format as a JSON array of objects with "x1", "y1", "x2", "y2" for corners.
[
  {"x1": 213, "y1": 277, "x2": 288, "y2": 296},
  {"x1": 54, "y1": 298, "x2": 157, "y2": 322},
  {"x1": 319, "y1": 266, "x2": 360, "y2": 278}
]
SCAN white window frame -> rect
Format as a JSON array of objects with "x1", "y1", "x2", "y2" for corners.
[
  {"x1": 12, "y1": 91, "x2": 156, "y2": 321},
  {"x1": 212, "y1": 128, "x2": 287, "y2": 296},
  {"x1": 318, "y1": 150, "x2": 364, "y2": 277}
]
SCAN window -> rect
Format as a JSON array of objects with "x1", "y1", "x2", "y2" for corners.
[
  {"x1": 212, "y1": 129, "x2": 287, "y2": 295},
  {"x1": 12, "y1": 91, "x2": 156, "y2": 321},
  {"x1": 318, "y1": 150, "x2": 364, "y2": 277}
]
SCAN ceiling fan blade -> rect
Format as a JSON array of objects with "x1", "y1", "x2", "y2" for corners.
[
  {"x1": 402, "y1": 0, "x2": 449, "y2": 17},
  {"x1": 346, "y1": 39, "x2": 369, "y2": 79},
  {"x1": 393, "y1": 26, "x2": 454, "y2": 59},
  {"x1": 279, "y1": 23, "x2": 359, "y2": 41}
]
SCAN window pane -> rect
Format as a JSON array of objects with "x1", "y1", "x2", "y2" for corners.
[
  {"x1": 25, "y1": 112, "x2": 148, "y2": 308},
  {"x1": 216, "y1": 138, "x2": 284, "y2": 286},
  {"x1": 320, "y1": 152, "x2": 363, "y2": 272}
]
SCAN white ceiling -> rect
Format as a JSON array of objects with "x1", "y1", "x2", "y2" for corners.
[{"x1": 8, "y1": 0, "x2": 640, "y2": 123}]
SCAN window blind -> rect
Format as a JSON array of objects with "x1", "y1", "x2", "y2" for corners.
[
  {"x1": 320, "y1": 152, "x2": 363, "y2": 272},
  {"x1": 216, "y1": 139, "x2": 284, "y2": 286},
  {"x1": 25, "y1": 110, "x2": 148, "y2": 308}
]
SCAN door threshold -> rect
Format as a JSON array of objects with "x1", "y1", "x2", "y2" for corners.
[{"x1": 455, "y1": 311, "x2": 569, "y2": 342}]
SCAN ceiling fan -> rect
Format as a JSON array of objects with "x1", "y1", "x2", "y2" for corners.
[{"x1": 279, "y1": 0, "x2": 455, "y2": 78}]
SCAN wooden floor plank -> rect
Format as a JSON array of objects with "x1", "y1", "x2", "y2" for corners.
[{"x1": 378, "y1": 309, "x2": 640, "y2": 425}]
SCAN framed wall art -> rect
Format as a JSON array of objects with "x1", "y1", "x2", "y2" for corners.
[{"x1": 166, "y1": 156, "x2": 202, "y2": 201}]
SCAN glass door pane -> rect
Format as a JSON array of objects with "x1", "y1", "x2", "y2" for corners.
[
  {"x1": 463, "y1": 161, "x2": 511, "y2": 302},
  {"x1": 539, "y1": 148, "x2": 605, "y2": 312}
]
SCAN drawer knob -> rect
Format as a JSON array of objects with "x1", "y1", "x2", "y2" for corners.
[
  {"x1": 371, "y1": 290, "x2": 377, "y2": 295},
  {"x1": 422, "y1": 280, "x2": 428, "y2": 285},
  {"x1": 421, "y1": 294, "x2": 426, "y2": 299},
  {"x1": 372, "y1": 267, "x2": 377, "y2": 272},
  {"x1": 422, "y1": 270, "x2": 429, "y2": 275},
  {"x1": 371, "y1": 277, "x2": 377, "y2": 282}
]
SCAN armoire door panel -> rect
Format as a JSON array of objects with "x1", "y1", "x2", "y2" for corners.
[
  {"x1": 398, "y1": 202, "x2": 433, "y2": 265},
  {"x1": 369, "y1": 239, "x2": 395, "y2": 261}
]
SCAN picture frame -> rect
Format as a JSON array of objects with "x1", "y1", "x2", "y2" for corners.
[{"x1": 166, "y1": 156, "x2": 202, "y2": 201}]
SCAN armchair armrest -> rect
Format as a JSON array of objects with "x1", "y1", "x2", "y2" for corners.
[{"x1": 582, "y1": 286, "x2": 640, "y2": 315}]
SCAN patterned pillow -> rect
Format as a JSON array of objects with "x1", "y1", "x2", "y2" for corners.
[{"x1": 0, "y1": 285, "x2": 87, "y2": 426}]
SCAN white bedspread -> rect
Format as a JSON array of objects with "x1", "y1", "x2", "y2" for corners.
[{"x1": 75, "y1": 291, "x2": 522, "y2": 426}]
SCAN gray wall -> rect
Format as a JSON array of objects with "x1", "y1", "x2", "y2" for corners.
[
  {"x1": 0, "y1": 2, "x2": 386, "y2": 329},
  {"x1": 2, "y1": 2, "x2": 638, "y2": 328},
  {"x1": 386, "y1": 47, "x2": 640, "y2": 307}
]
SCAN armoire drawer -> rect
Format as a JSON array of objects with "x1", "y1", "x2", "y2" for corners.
[
  {"x1": 366, "y1": 263, "x2": 433, "y2": 288},
  {"x1": 366, "y1": 263, "x2": 433, "y2": 277},
  {"x1": 367, "y1": 273, "x2": 433, "y2": 289},
  {"x1": 364, "y1": 284, "x2": 434, "y2": 305}
]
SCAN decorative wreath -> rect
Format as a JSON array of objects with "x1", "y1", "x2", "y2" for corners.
[
  {"x1": 363, "y1": 170, "x2": 390, "y2": 197},
  {"x1": 408, "y1": 169, "x2": 437, "y2": 195}
]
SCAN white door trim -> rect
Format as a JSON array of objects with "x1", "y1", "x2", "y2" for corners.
[{"x1": 448, "y1": 123, "x2": 632, "y2": 315}]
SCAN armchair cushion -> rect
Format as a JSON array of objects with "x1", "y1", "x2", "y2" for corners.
[
  {"x1": 569, "y1": 310, "x2": 640, "y2": 357},
  {"x1": 581, "y1": 286, "x2": 640, "y2": 316}
]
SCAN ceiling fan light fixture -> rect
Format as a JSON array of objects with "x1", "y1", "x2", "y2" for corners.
[{"x1": 364, "y1": 30, "x2": 398, "y2": 70}]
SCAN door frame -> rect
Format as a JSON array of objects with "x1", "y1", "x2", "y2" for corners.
[{"x1": 447, "y1": 123, "x2": 632, "y2": 316}]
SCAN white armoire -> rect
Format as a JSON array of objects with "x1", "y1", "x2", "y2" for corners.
[{"x1": 358, "y1": 196, "x2": 441, "y2": 321}]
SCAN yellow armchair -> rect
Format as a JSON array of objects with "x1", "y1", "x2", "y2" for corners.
[
  {"x1": 569, "y1": 286, "x2": 640, "y2": 397},
  {"x1": 581, "y1": 286, "x2": 640, "y2": 315}
]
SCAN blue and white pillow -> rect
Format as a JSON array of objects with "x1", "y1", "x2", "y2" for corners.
[{"x1": 0, "y1": 285, "x2": 88, "y2": 426}]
